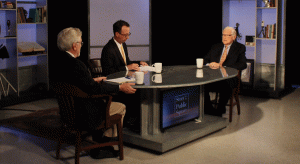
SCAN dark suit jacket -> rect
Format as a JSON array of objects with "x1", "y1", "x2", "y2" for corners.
[
  {"x1": 101, "y1": 38, "x2": 135, "y2": 76},
  {"x1": 204, "y1": 41, "x2": 247, "y2": 70},
  {"x1": 55, "y1": 51, "x2": 119, "y2": 130}
]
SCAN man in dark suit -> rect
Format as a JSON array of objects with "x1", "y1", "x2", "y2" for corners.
[
  {"x1": 101, "y1": 20, "x2": 148, "y2": 76},
  {"x1": 101, "y1": 20, "x2": 148, "y2": 130},
  {"x1": 204, "y1": 26, "x2": 247, "y2": 116},
  {"x1": 55, "y1": 27, "x2": 136, "y2": 158}
]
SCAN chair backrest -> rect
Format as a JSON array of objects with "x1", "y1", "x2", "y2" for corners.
[
  {"x1": 52, "y1": 82, "x2": 113, "y2": 129},
  {"x1": 52, "y1": 82, "x2": 88, "y2": 129},
  {"x1": 88, "y1": 58, "x2": 102, "y2": 77}
]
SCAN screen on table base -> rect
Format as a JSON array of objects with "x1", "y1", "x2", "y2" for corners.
[{"x1": 161, "y1": 86, "x2": 200, "y2": 130}]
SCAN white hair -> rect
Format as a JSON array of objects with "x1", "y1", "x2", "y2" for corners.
[
  {"x1": 57, "y1": 27, "x2": 82, "y2": 51},
  {"x1": 223, "y1": 26, "x2": 237, "y2": 36}
]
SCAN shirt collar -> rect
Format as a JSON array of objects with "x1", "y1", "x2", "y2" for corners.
[
  {"x1": 113, "y1": 37, "x2": 122, "y2": 48},
  {"x1": 66, "y1": 51, "x2": 76, "y2": 58},
  {"x1": 225, "y1": 43, "x2": 233, "y2": 49}
]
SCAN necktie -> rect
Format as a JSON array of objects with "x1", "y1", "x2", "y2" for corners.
[
  {"x1": 120, "y1": 44, "x2": 126, "y2": 64},
  {"x1": 219, "y1": 46, "x2": 228, "y2": 66}
]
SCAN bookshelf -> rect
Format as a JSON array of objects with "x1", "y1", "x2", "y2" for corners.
[
  {"x1": 222, "y1": 0, "x2": 286, "y2": 97},
  {"x1": 0, "y1": 0, "x2": 48, "y2": 103}
]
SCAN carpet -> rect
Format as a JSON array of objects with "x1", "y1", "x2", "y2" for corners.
[{"x1": 0, "y1": 107, "x2": 63, "y2": 142}]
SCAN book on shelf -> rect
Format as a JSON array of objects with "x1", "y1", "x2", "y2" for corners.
[
  {"x1": 269, "y1": 0, "x2": 277, "y2": 7},
  {"x1": 263, "y1": 23, "x2": 276, "y2": 39},
  {"x1": 18, "y1": 6, "x2": 47, "y2": 23},
  {"x1": 18, "y1": 42, "x2": 46, "y2": 55}
]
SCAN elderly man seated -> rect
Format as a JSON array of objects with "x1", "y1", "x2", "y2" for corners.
[{"x1": 203, "y1": 26, "x2": 247, "y2": 116}]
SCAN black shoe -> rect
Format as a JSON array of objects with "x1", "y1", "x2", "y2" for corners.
[{"x1": 90, "y1": 146, "x2": 119, "y2": 159}]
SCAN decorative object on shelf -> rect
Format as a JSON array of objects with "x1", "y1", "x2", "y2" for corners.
[
  {"x1": 18, "y1": 42, "x2": 46, "y2": 55},
  {"x1": 258, "y1": 21, "x2": 266, "y2": 38},
  {"x1": 235, "y1": 23, "x2": 242, "y2": 41},
  {"x1": 262, "y1": 0, "x2": 270, "y2": 8},
  {"x1": 4, "y1": 1, "x2": 14, "y2": 9},
  {"x1": 7, "y1": 20, "x2": 10, "y2": 36},
  {"x1": 0, "y1": 44, "x2": 9, "y2": 59}
]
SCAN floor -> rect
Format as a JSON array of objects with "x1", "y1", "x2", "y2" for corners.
[{"x1": 1, "y1": 89, "x2": 300, "y2": 164}]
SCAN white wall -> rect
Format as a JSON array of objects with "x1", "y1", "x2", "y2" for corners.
[{"x1": 89, "y1": 0, "x2": 150, "y2": 61}]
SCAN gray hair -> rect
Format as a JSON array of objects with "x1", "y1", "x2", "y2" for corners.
[
  {"x1": 223, "y1": 26, "x2": 237, "y2": 36},
  {"x1": 57, "y1": 27, "x2": 82, "y2": 51}
]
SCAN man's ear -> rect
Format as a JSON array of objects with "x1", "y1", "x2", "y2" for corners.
[
  {"x1": 233, "y1": 35, "x2": 237, "y2": 41},
  {"x1": 72, "y1": 42, "x2": 77, "y2": 51}
]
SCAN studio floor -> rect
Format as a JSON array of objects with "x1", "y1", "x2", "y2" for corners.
[{"x1": 1, "y1": 88, "x2": 300, "y2": 164}]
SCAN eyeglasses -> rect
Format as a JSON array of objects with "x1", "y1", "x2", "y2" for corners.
[
  {"x1": 222, "y1": 34, "x2": 232, "y2": 37},
  {"x1": 119, "y1": 32, "x2": 131, "y2": 37},
  {"x1": 76, "y1": 42, "x2": 84, "y2": 46}
]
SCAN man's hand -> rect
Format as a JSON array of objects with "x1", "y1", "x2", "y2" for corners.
[
  {"x1": 127, "y1": 63, "x2": 140, "y2": 71},
  {"x1": 119, "y1": 83, "x2": 136, "y2": 94},
  {"x1": 93, "y1": 77, "x2": 107, "y2": 83},
  {"x1": 209, "y1": 62, "x2": 221, "y2": 69}
]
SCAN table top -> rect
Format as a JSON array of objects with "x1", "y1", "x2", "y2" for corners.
[{"x1": 106, "y1": 65, "x2": 238, "y2": 89}]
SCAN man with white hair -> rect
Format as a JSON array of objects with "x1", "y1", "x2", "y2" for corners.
[
  {"x1": 203, "y1": 26, "x2": 247, "y2": 116},
  {"x1": 55, "y1": 27, "x2": 136, "y2": 159}
]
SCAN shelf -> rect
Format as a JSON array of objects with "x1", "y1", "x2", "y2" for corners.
[
  {"x1": 257, "y1": 7, "x2": 277, "y2": 9},
  {"x1": 256, "y1": 37, "x2": 276, "y2": 41},
  {"x1": 18, "y1": 53, "x2": 47, "y2": 58},
  {"x1": 17, "y1": 23, "x2": 47, "y2": 25},
  {"x1": 0, "y1": 8, "x2": 16, "y2": 11},
  {"x1": 0, "y1": 37, "x2": 17, "y2": 40},
  {"x1": 1, "y1": 0, "x2": 48, "y2": 98},
  {"x1": 17, "y1": 1, "x2": 37, "y2": 4}
]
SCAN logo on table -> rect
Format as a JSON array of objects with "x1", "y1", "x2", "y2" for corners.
[{"x1": 174, "y1": 93, "x2": 189, "y2": 115}]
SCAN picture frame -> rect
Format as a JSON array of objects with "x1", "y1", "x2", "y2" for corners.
[{"x1": 241, "y1": 59, "x2": 254, "y2": 88}]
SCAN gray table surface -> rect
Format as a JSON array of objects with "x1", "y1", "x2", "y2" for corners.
[{"x1": 107, "y1": 65, "x2": 238, "y2": 88}]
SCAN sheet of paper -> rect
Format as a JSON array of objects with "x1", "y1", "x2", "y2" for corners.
[
  {"x1": 139, "y1": 66, "x2": 155, "y2": 72},
  {"x1": 106, "y1": 77, "x2": 136, "y2": 84}
]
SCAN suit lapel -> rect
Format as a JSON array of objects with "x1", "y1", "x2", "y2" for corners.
[
  {"x1": 110, "y1": 39, "x2": 126, "y2": 65},
  {"x1": 227, "y1": 42, "x2": 236, "y2": 58}
]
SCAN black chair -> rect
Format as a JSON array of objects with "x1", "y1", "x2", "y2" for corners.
[{"x1": 88, "y1": 58, "x2": 102, "y2": 78}]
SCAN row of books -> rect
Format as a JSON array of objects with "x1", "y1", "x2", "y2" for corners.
[
  {"x1": 263, "y1": 24, "x2": 276, "y2": 39},
  {"x1": 268, "y1": 0, "x2": 277, "y2": 7},
  {"x1": 17, "y1": 6, "x2": 47, "y2": 23}
]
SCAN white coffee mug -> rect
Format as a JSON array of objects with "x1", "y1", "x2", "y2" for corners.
[
  {"x1": 135, "y1": 72, "x2": 144, "y2": 84},
  {"x1": 196, "y1": 69, "x2": 203, "y2": 78},
  {"x1": 151, "y1": 74, "x2": 162, "y2": 83},
  {"x1": 152, "y1": 63, "x2": 162, "y2": 73},
  {"x1": 197, "y1": 58, "x2": 203, "y2": 68}
]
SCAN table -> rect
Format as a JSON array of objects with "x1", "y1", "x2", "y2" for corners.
[{"x1": 107, "y1": 65, "x2": 238, "y2": 153}]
